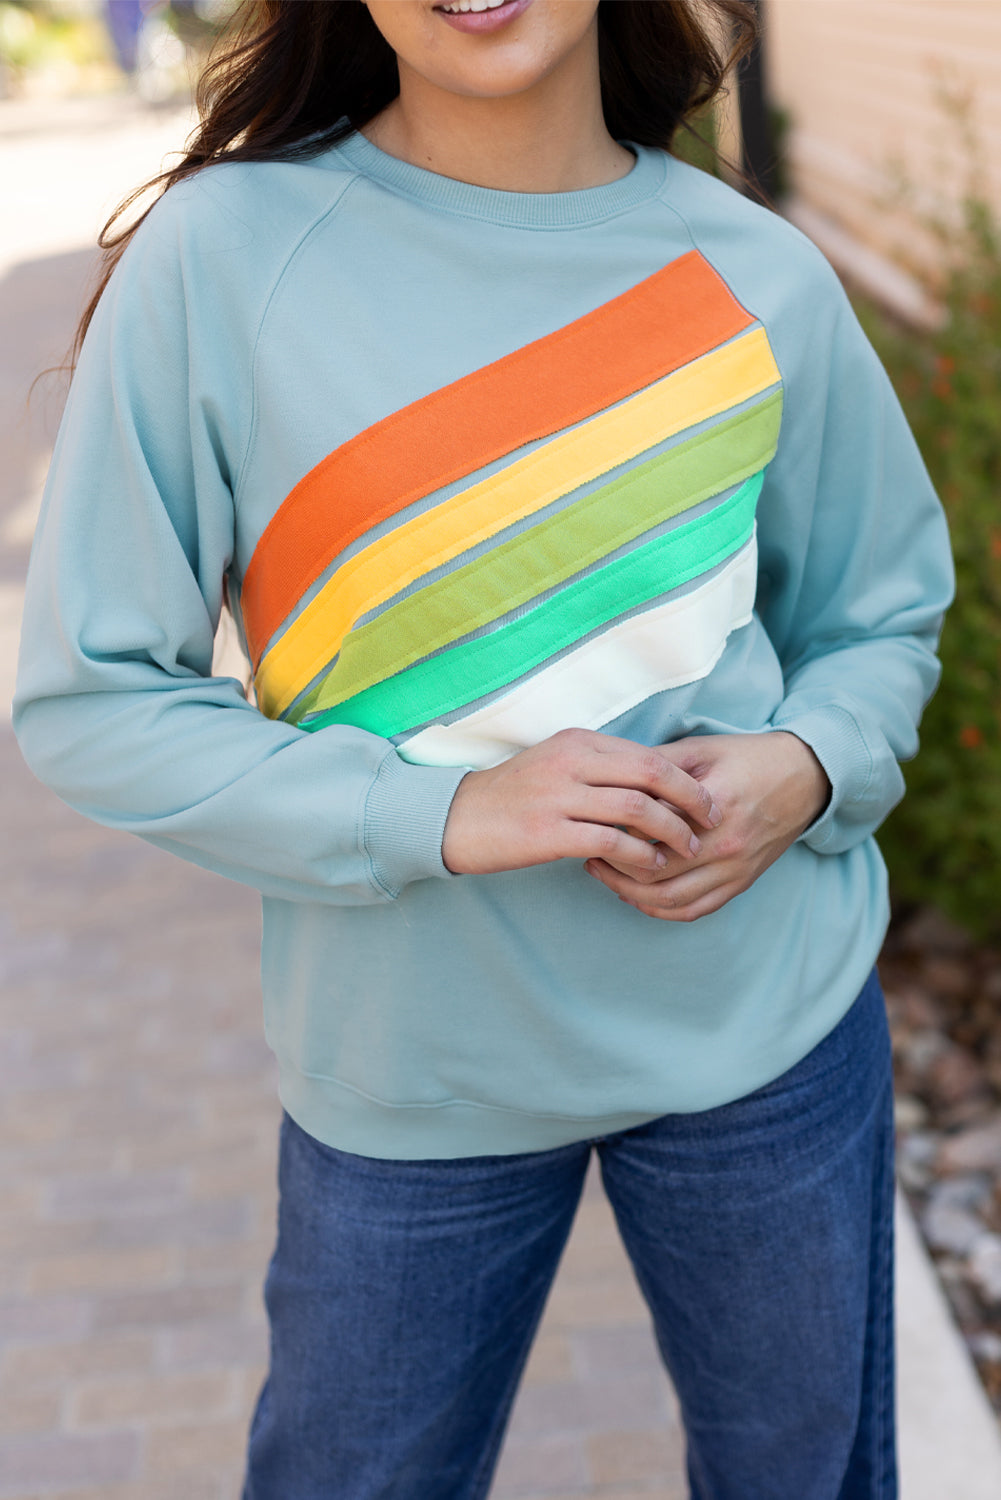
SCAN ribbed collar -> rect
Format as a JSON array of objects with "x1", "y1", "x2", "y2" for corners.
[{"x1": 332, "y1": 130, "x2": 666, "y2": 229}]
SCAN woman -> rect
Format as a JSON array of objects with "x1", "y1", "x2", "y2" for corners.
[{"x1": 14, "y1": 2, "x2": 952, "y2": 1496}]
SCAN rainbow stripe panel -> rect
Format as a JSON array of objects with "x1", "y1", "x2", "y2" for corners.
[{"x1": 242, "y1": 250, "x2": 783, "y2": 769}]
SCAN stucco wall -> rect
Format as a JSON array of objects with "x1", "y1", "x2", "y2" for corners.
[{"x1": 765, "y1": 0, "x2": 1001, "y2": 287}]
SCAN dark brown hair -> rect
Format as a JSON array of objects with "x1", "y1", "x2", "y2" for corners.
[{"x1": 72, "y1": 0, "x2": 756, "y2": 363}]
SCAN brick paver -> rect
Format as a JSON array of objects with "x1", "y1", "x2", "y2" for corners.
[
  {"x1": 0, "y1": 89, "x2": 681, "y2": 1500},
  {"x1": 0, "y1": 730, "x2": 687, "y2": 1499},
  {"x1": 493, "y1": 1174, "x2": 686, "y2": 1499}
]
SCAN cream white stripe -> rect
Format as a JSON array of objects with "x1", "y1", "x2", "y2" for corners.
[{"x1": 397, "y1": 533, "x2": 757, "y2": 770}]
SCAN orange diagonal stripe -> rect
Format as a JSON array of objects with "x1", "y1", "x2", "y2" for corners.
[{"x1": 240, "y1": 250, "x2": 754, "y2": 668}]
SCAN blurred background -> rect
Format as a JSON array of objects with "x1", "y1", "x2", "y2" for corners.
[
  {"x1": 0, "y1": 0, "x2": 234, "y2": 104},
  {"x1": 1, "y1": 3, "x2": 1000, "y2": 1497}
]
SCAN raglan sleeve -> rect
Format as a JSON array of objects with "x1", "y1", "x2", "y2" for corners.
[
  {"x1": 754, "y1": 261, "x2": 954, "y2": 855},
  {"x1": 12, "y1": 192, "x2": 468, "y2": 904}
]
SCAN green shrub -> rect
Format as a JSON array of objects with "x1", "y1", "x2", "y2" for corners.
[
  {"x1": 672, "y1": 104, "x2": 721, "y2": 178},
  {"x1": 855, "y1": 196, "x2": 1001, "y2": 941}
]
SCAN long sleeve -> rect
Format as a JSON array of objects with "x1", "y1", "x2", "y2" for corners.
[
  {"x1": 13, "y1": 188, "x2": 466, "y2": 904},
  {"x1": 756, "y1": 283, "x2": 954, "y2": 854},
  {"x1": 11, "y1": 138, "x2": 955, "y2": 1155}
]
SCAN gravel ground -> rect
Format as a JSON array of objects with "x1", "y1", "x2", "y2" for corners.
[{"x1": 882, "y1": 906, "x2": 1001, "y2": 1415}]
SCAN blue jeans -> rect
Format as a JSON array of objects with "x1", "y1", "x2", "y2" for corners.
[{"x1": 243, "y1": 970, "x2": 895, "y2": 1500}]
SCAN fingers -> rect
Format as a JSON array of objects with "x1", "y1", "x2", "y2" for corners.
[
  {"x1": 566, "y1": 822, "x2": 672, "y2": 871},
  {"x1": 582, "y1": 737, "x2": 721, "y2": 831},
  {"x1": 442, "y1": 728, "x2": 728, "y2": 879},
  {"x1": 584, "y1": 858, "x2": 741, "y2": 922},
  {"x1": 599, "y1": 853, "x2": 680, "y2": 885},
  {"x1": 576, "y1": 786, "x2": 703, "y2": 861},
  {"x1": 601, "y1": 828, "x2": 686, "y2": 884}
]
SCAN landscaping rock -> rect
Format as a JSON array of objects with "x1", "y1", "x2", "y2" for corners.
[
  {"x1": 881, "y1": 914, "x2": 1001, "y2": 1420},
  {"x1": 923, "y1": 955, "x2": 976, "y2": 1001},
  {"x1": 935, "y1": 1257, "x2": 984, "y2": 1325},
  {"x1": 894, "y1": 1093, "x2": 929, "y2": 1132},
  {"x1": 899, "y1": 1028, "x2": 948, "y2": 1076},
  {"x1": 890, "y1": 982, "x2": 943, "y2": 1032},
  {"x1": 969, "y1": 1331, "x2": 1001, "y2": 1365},
  {"x1": 922, "y1": 1200, "x2": 984, "y2": 1256},
  {"x1": 921, "y1": 1180, "x2": 991, "y2": 1254},
  {"x1": 926, "y1": 1043, "x2": 990, "y2": 1109},
  {"x1": 938, "y1": 1116, "x2": 1001, "y2": 1175},
  {"x1": 932, "y1": 1175, "x2": 993, "y2": 1210},
  {"x1": 968, "y1": 1235, "x2": 1001, "y2": 1305},
  {"x1": 896, "y1": 1129, "x2": 940, "y2": 1192}
]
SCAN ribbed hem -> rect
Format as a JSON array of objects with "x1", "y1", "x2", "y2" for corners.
[
  {"x1": 332, "y1": 132, "x2": 667, "y2": 229},
  {"x1": 364, "y1": 749, "x2": 468, "y2": 898},
  {"x1": 271, "y1": 888, "x2": 889, "y2": 1157},
  {"x1": 772, "y1": 705, "x2": 873, "y2": 854},
  {"x1": 276, "y1": 1057, "x2": 660, "y2": 1161}
]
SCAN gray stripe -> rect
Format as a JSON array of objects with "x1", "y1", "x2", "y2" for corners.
[
  {"x1": 266, "y1": 363, "x2": 775, "y2": 650},
  {"x1": 353, "y1": 383, "x2": 777, "y2": 630},
  {"x1": 392, "y1": 540, "x2": 754, "y2": 744},
  {"x1": 282, "y1": 470, "x2": 757, "y2": 725}
]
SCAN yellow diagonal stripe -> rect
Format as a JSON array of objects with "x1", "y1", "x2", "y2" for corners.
[{"x1": 255, "y1": 325, "x2": 780, "y2": 719}]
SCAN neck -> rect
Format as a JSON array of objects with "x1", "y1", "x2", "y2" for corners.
[{"x1": 362, "y1": 38, "x2": 633, "y2": 193}]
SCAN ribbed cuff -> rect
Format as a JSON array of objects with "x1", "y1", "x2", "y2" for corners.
[
  {"x1": 770, "y1": 705, "x2": 873, "y2": 854},
  {"x1": 363, "y1": 749, "x2": 469, "y2": 898}
]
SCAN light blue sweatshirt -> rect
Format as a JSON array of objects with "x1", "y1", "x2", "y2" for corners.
[{"x1": 14, "y1": 136, "x2": 953, "y2": 1158}]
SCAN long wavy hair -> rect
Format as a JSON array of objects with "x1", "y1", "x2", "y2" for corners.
[{"x1": 72, "y1": 0, "x2": 757, "y2": 364}]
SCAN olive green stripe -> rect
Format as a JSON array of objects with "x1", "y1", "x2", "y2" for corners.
[
  {"x1": 299, "y1": 469, "x2": 763, "y2": 741},
  {"x1": 296, "y1": 390, "x2": 781, "y2": 719}
]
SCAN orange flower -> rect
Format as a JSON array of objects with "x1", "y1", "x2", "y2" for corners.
[
  {"x1": 959, "y1": 725, "x2": 984, "y2": 749},
  {"x1": 991, "y1": 529, "x2": 1001, "y2": 561},
  {"x1": 936, "y1": 353, "x2": 957, "y2": 376}
]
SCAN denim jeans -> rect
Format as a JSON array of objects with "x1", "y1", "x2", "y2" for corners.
[{"x1": 243, "y1": 969, "x2": 895, "y2": 1500}]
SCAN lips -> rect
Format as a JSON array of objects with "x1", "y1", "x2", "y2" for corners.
[
  {"x1": 432, "y1": 0, "x2": 532, "y2": 35},
  {"x1": 437, "y1": 0, "x2": 511, "y2": 12}
]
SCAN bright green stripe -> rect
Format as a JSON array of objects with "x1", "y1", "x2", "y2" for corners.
[
  {"x1": 299, "y1": 469, "x2": 764, "y2": 740},
  {"x1": 296, "y1": 390, "x2": 781, "y2": 719}
]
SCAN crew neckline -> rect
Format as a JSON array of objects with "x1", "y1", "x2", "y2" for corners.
[{"x1": 333, "y1": 130, "x2": 666, "y2": 229}]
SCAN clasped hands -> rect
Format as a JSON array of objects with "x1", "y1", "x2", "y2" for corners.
[{"x1": 440, "y1": 727, "x2": 831, "y2": 922}]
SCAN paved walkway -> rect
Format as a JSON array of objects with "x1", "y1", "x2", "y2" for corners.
[
  {"x1": 0, "y1": 90, "x2": 685, "y2": 1498},
  {"x1": 3, "y1": 89, "x2": 1001, "y2": 1500},
  {"x1": 0, "y1": 730, "x2": 692, "y2": 1500}
]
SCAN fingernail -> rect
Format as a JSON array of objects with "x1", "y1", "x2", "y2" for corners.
[
  {"x1": 688, "y1": 834, "x2": 702, "y2": 855},
  {"x1": 708, "y1": 802, "x2": 723, "y2": 827},
  {"x1": 655, "y1": 849, "x2": 668, "y2": 867}
]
